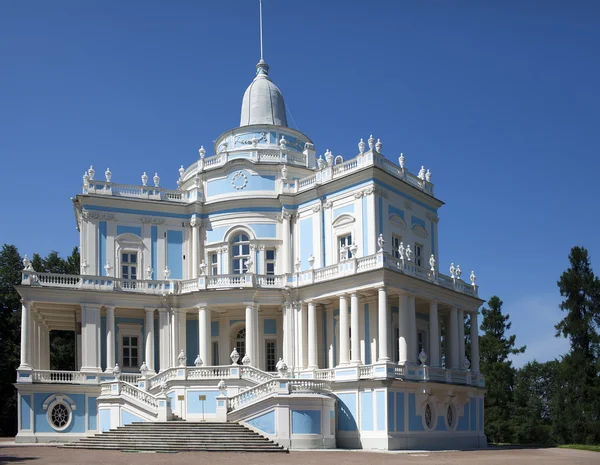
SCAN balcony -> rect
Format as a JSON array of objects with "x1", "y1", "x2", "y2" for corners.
[{"x1": 21, "y1": 251, "x2": 478, "y2": 298}]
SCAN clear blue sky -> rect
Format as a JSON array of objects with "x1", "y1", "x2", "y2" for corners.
[{"x1": 2, "y1": 1, "x2": 599, "y2": 367}]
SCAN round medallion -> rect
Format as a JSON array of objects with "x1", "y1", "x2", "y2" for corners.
[{"x1": 231, "y1": 171, "x2": 248, "y2": 190}]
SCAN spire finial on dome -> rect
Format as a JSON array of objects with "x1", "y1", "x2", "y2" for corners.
[{"x1": 259, "y1": 0, "x2": 264, "y2": 61}]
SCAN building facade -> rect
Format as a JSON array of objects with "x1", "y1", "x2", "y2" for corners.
[{"x1": 15, "y1": 57, "x2": 486, "y2": 450}]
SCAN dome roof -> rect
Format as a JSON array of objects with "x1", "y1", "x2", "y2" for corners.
[{"x1": 240, "y1": 60, "x2": 288, "y2": 127}]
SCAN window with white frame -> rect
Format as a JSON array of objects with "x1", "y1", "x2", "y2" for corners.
[
  {"x1": 235, "y1": 328, "x2": 246, "y2": 363},
  {"x1": 210, "y1": 253, "x2": 218, "y2": 276},
  {"x1": 392, "y1": 235, "x2": 403, "y2": 259},
  {"x1": 338, "y1": 233, "x2": 353, "y2": 260},
  {"x1": 122, "y1": 335, "x2": 139, "y2": 368},
  {"x1": 231, "y1": 233, "x2": 250, "y2": 274},
  {"x1": 415, "y1": 243, "x2": 424, "y2": 267},
  {"x1": 121, "y1": 252, "x2": 138, "y2": 280},
  {"x1": 265, "y1": 340, "x2": 276, "y2": 372},
  {"x1": 265, "y1": 248, "x2": 276, "y2": 275},
  {"x1": 118, "y1": 323, "x2": 142, "y2": 370}
]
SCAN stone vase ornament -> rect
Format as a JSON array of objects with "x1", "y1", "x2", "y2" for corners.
[
  {"x1": 113, "y1": 363, "x2": 121, "y2": 380},
  {"x1": 141, "y1": 172, "x2": 148, "y2": 186},
  {"x1": 194, "y1": 355, "x2": 203, "y2": 367},
  {"x1": 419, "y1": 350, "x2": 428, "y2": 366},
  {"x1": 276, "y1": 358, "x2": 288, "y2": 377},
  {"x1": 153, "y1": 173, "x2": 160, "y2": 187},
  {"x1": 368, "y1": 134, "x2": 375, "y2": 151},
  {"x1": 217, "y1": 379, "x2": 227, "y2": 396},
  {"x1": 178, "y1": 349, "x2": 186, "y2": 367},
  {"x1": 242, "y1": 353, "x2": 251, "y2": 365},
  {"x1": 449, "y1": 263, "x2": 456, "y2": 279},
  {"x1": 140, "y1": 361, "x2": 148, "y2": 375},
  {"x1": 105, "y1": 167, "x2": 112, "y2": 182},
  {"x1": 88, "y1": 165, "x2": 95, "y2": 180},
  {"x1": 145, "y1": 265, "x2": 153, "y2": 280},
  {"x1": 350, "y1": 243, "x2": 358, "y2": 257},
  {"x1": 358, "y1": 138, "x2": 365, "y2": 154},
  {"x1": 377, "y1": 234, "x2": 385, "y2": 252},
  {"x1": 375, "y1": 138, "x2": 383, "y2": 152},
  {"x1": 308, "y1": 254, "x2": 315, "y2": 269},
  {"x1": 230, "y1": 348, "x2": 240, "y2": 365}
]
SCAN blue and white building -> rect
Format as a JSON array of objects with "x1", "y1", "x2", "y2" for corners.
[{"x1": 15, "y1": 55, "x2": 486, "y2": 450}]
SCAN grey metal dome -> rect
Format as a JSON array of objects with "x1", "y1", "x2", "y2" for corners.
[{"x1": 240, "y1": 60, "x2": 288, "y2": 127}]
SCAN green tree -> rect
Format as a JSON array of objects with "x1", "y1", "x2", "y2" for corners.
[
  {"x1": 479, "y1": 296, "x2": 526, "y2": 443},
  {"x1": 552, "y1": 246, "x2": 600, "y2": 444},
  {"x1": 0, "y1": 245, "x2": 23, "y2": 436}
]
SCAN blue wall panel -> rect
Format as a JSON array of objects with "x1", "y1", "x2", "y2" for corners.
[
  {"x1": 34, "y1": 393, "x2": 86, "y2": 433},
  {"x1": 122, "y1": 410, "x2": 146, "y2": 426},
  {"x1": 378, "y1": 197, "x2": 383, "y2": 234},
  {"x1": 187, "y1": 390, "x2": 219, "y2": 414},
  {"x1": 299, "y1": 217, "x2": 313, "y2": 271},
  {"x1": 470, "y1": 398, "x2": 477, "y2": 431},
  {"x1": 116, "y1": 226, "x2": 142, "y2": 237},
  {"x1": 408, "y1": 393, "x2": 424, "y2": 431},
  {"x1": 387, "y1": 392, "x2": 395, "y2": 432},
  {"x1": 247, "y1": 410, "x2": 275, "y2": 435},
  {"x1": 360, "y1": 391, "x2": 373, "y2": 431},
  {"x1": 207, "y1": 171, "x2": 275, "y2": 197},
  {"x1": 87, "y1": 396, "x2": 97, "y2": 431},
  {"x1": 211, "y1": 321, "x2": 219, "y2": 337},
  {"x1": 388, "y1": 205, "x2": 405, "y2": 219},
  {"x1": 167, "y1": 230, "x2": 183, "y2": 279},
  {"x1": 98, "y1": 221, "x2": 107, "y2": 275},
  {"x1": 396, "y1": 392, "x2": 405, "y2": 432},
  {"x1": 435, "y1": 416, "x2": 446, "y2": 431},
  {"x1": 337, "y1": 393, "x2": 357, "y2": 432},
  {"x1": 333, "y1": 204, "x2": 354, "y2": 220},
  {"x1": 20, "y1": 395, "x2": 31, "y2": 430},
  {"x1": 376, "y1": 391, "x2": 385, "y2": 431},
  {"x1": 292, "y1": 410, "x2": 321, "y2": 435},
  {"x1": 250, "y1": 223, "x2": 277, "y2": 238},
  {"x1": 458, "y1": 402, "x2": 469, "y2": 431},
  {"x1": 264, "y1": 319, "x2": 276, "y2": 335},
  {"x1": 99, "y1": 409, "x2": 111, "y2": 432}
]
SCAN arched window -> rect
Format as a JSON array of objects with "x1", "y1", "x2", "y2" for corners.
[
  {"x1": 231, "y1": 233, "x2": 250, "y2": 274},
  {"x1": 235, "y1": 328, "x2": 246, "y2": 364}
]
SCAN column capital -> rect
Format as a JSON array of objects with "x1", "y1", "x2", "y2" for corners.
[
  {"x1": 81, "y1": 303, "x2": 102, "y2": 311},
  {"x1": 144, "y1": 307, "x2": 156, "y2": 313},
  {"x1": 377, "y1": 286, "x2": 387, "y2": 293},
  {"x1": 104, "y1": 305, "x2": 116, "y2": 311},
  {"x1": 243, "y1": 302, "x2": 259, "y2": 311},
  {"x1": 157, "y1": 307, "x2": 169, "y2": 314}
]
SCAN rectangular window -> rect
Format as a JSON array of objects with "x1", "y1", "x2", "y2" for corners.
[
  {"x1": 212, "y1": 341, "x2": 219, "y2": 366},
  {"x1": 121, "y1": 252, "x2": 137, "y2": 280},
  {"x1": 339, "y1": 234, "x2": 353, "y2": 260},
  {"x1": 210, "y1": 253, "x2": 218, "y2": 276},
  {"x1": 265, "y1": 340, "x2": 276, "y2": 372},
  {"x1": 415, "y1": 243, "x2": 423, "y2": 267},
  {"x1": 265, "y1": 249, "x2": 276, "y2": 275},
  {"x1": 122, "y1": 336, "x2": 139, "y2": 368},
  {"x1": 392, "y1": 235, "x2": 402, "y2": 259}
]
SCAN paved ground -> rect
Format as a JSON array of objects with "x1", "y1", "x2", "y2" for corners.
[{"x1": 0, "y1": 445, "x2": 598, "y2": 465}]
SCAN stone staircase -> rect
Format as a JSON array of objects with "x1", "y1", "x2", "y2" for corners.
[{"x1": 61, "y1": 422, "x2": 286, "y2": 452}]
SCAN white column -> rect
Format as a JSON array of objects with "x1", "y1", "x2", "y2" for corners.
[
  {"x1": 105, "y1": 306, "x2": 115, "y2": 371},
  {"x1": 307, "y1": 302, "x2": 318, "y2": 369},
  {"x1": 81, "y1": 304, "x2": 101, "y2": 372},
  {"x1": 191, "y1": 221, "x2": 199, "y2": 278},
  {"x1": 407, "y1": 296, "x2": 417, "y2": 364},
  {"x1": 31, "y1": 315, "x2": 39, "y2": 369},
  {"x1": 470, "y1": 312, "x2": 480, "y2": 373},
  {"x1": 245, "y1": 304, "x2": 257, "y2": 366},
  {"x1": 144, "y1": 308, "x2": 155, "y2": 372},
  {"x1": 43, "y1": 326, "x2": 51, "y2": 370},
  {"x1": 448, "y1": 307, "x2": 459, "y2": 370},
  {"x1": 281, "y1": 212, "x2": 291, "y2": 274},
  {"x1": 429, "y1": 301, "x2": 440, "y2": 367},
  {"x1": 457, "y1": 309, "x2": 465, "y2": 368},
  {"x1": 76, "y1": 311, "x2": 82, "y2": 370},
  {"x1": 338, "y1": 295, "x2": 349, "y2": 365},
  {"x1": 326, "y1": 307, "x2": 334, "y2": 368},
  {"x1": 158, "y1": 308, "x2": 170, "y2": 371},
  {"x1": 377, "y1": 287, "x2": 390, "y2": 362},
  {"x1": 398, "y1": 294, "x2": 409, "y2": 364},
  {"x1": 301, "y1": 304, "x2": 307, "y2": 369},
  {"x1": 350, "y1": 293, "x2": 361, "y2": 364},
  {"x1": 282, "y1": 304, "x2": 289, "y2": 364},
  {"x1": 178, "y1": 310, "x2": 187, "y2": 365},
  {"x1": 171, "y1": 309, "x2": 180, "y2": 366},
  {"x1": 296, "y1": 303, "x2": 306, "y2": 369},
  {"x1": 198, "y1": 306, "x2": 210, "y2": 366}
]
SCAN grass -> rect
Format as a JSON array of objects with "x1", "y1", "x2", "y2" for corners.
[{"x1": 559, "y1": 444, "x2": 600, "y2": 452}]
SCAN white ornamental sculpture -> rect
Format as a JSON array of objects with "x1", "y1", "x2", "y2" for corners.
[
  {"x1": 281, "y1": 164, "x2": 288, "y2": 180},
  {"x1": 245, "y1": 257, "x2": 254, "y2": 273},
  {"x1": 163, "y1": 266, "x2": 171, "y2": 280},
  {"x1": 105, "y1": 167, "x2": 112, "y2": 182},
  {"x1": 178, "y1": 165, "x2": 185, "y2": 179},
  {"x1": 308, "y1": 253, "x2": 315, "y2": 270},
  {"x1": 153, "y1": 173, "x2": 160, "y2": 187},
  {"x1": 425, "y1": 169, "x2": 432, "y2": 182},
  {"x1": 140, "y1": 361, "x2": 149, "y2": 375},
  {"x1": 324, "y1": 149, "x2": 334, "y2": 166},
  {"x1": 112, "y1": 363, "x2": 121, "y2": 380},
  {"x1": 317, "y1": 155, "x2": 326, "y2": 170},
  {"x1": 449, "y1": 263, "x2": 456, "y2": 279},
  {"x1": 83, "y1": 172, "x2": 89, "y2": 189},
  {"x1": 104, "y1": 261, "x2": 113, "y2": 276},
  {"x1": 251, "y1": 136, "x2": 258, "y2": 148},
  {"x1": 470, "y1": 270, "x2": 477, "y2": 286},
  {"x1": 358, "y1": 138, "x2": 366, "y2": 154},
  {"x1": 295, "y1": 257, "x2": 301, "y2": 272},
  {"x1": 398, "y1": 153, "x2": 405, "y2": 170},
  {"x1": 88, "y1": 165, "x2": 95, "y2": 180},
  {"x1": 349, "y1": 243, "x2": 358, "y2": 258},
  {"x1": 194, "y1": 355, "x2": 203, "y2": 367},
  {"x1": 145, "y1": 265, "x2": 153, "y2": 280},
  {"x1": 242, "y1": 353, "x2": 251, "y2": 365},
  {"x1": 455, "y1": 265, "x2": 462, "y2": 280},
  {"x1": 398, "y1": 242, "x2": 405, "y2": 262},
  {"x1": 339, "y1": 244, "x2": 348, "y2": 261},
  {"x1": 377, "y1": 233, "x2": 385, "y2": 252},
  {"x1": 194, "y1": 173, "x2": 200, "y2": 188},
  {"x1": 429, "y1": 254, "x2": 436, "y2": 272},
  {"x1": 276, "y1": 358, "x2": 288, "y2": 377},
  {"x1": 81, "y1": 260, "x2": 89, "y2": 275},
  {"x1": 22, "y1": 255, "x2": 33, "y2": 271},
  {"x1": 198, "y1": 145, "x2": 206, "y2": 159},
  {"x1": 463, "y1": 357, "x2": 471, "y2": 371},
  {"x1": 418, "y1": 166, "x2": 426, "y2": 180},
  {"x1": 141, "y1": 172, "x2": 148, "y2": 186},
  {"x1": 217, "y1": 379, "x2": 227, "y2": 396},
  {"x1": 178, "y1": 349, "x2": 186, "y2": 367},
  {"x1": 368, "y1": 134, "x2": 375, "y2": 151},
  {"x1": 279, "y1": 135, "x2": 287, "y2": 151},
  {"x1": 418, "y1": 350, "x2": 428, "y2": 366},
  {"x1": 230, "y1": 348, "x2": 240, "y2": 365},
  {"x1": 375, "y1": 138, "x2": 383, "y2": 152},
  {"x1": 199, "y1": 260, "x2": 207, "y2": 275},
  {"x1": 405, "y1": 244, "x2": 412, "y2": 262}
]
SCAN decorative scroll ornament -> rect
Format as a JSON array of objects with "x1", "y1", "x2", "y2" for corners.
[
  {"x1": 178, "y1": 349, "x2": 186, "y2": 367},
  {"x1": 105, "y1": 167, "x2": 112, "y2": 182},
  {"x1": 377, "y1": 234, "x2": 385, "y2": 252},
  {"x1": 470, "y1": 270, "x2": 477, "y2": 286},
  {"x1": 231, "y1": 170, "x2": 248, "y2": 190},
  {"x1": 230, "y1": 348, "x2": 240, "y2": 365},
  {"x1": 242, "y1": 353, "x2": 251, "y2": 365},
  {"x1": 194, "y1": 355, "x2": 203, "y2": 367},
  {"x1": 449, "y1": 263, "x2": 456, "y2": 279},
  {"x1": 141, "y1": 172, "x2": 148, "y2": 186}
]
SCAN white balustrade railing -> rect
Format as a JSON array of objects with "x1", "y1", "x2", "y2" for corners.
[
  {"x1": 119, "y1": 382, "x2": 159, "y2": 409},
  {"x1": 207, "y1": 274, "x2": 252, "y2": 288},
  {"x1": 256, "y1": 274, "x2": 285, "y2": 288},
  {"x1": 228, "y1": 379, "x2": 279, "y2": 411},
  {"x1": 148, "y1": 368, "x2": 179, "y2": 389},
  {"x1": 313, "y1": 263, "x2": 340, "y2": 282},
  {"x1": 289, "y1": 379, "x2": 331, "y2": 393},
  {"x1": 240, "y1": 366, "x2": 275, "y2": 384},
  {"x1": 34, "y1": 273, "x2": 81, "y2": 288},
  {"x1": 179, "y1": 278, "x2": 199, "y2": 293},
  {"x1": 314, "y1": 368, "x2": 335, "y2": 381},
  {"x1": 187, "y1": 366, "x2": 234, "y2": 380},
  {"x1": 359, "y1": 365, "x2": 374, "y2": 379},
  {"x1": 32, "y1": 370, "x2": 84, "y2": 384},
  {"x1": 356, "y1": 255, "x2": 378, "y2": 273}
]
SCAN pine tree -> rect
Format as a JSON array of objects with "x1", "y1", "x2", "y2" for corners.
[
  {"x1": 0, "y1": 245, "x2": 23, "y2": 436},
  {"x1": 553, "y1": 246, "x2": 600, "y2": 444},
  {"x1": 479, "y1": 296, "x2": 526, "y2": 443}
]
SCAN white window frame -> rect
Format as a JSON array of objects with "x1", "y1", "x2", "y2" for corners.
[
  {"x1": 120, "y1": 250, "x2": 139, "y2": 280},
  {"x1": 230, "y1": 232, "x2": 251, "y2": 275},
  {"x1": 118, "y1": 323, "x2": 143, "y2": 371},
  {"x1": 264, "y1": 248, "x2": 276, "y2": 275},
  {"x1": 209, "y1": 252, "x2": 219, "y2": 276},
  {"x1": 415, "y1": 243, "x2": 424, "y2": 268},
  {"x1": 392, "y1": 234, "x2": 403, "y2": 259},
  {"x1": 114, "y1": 233, "x2": 145, "y2": 280},
  {"x1": 265, "y1": 339, "x2": 276, "y2": 372}
]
